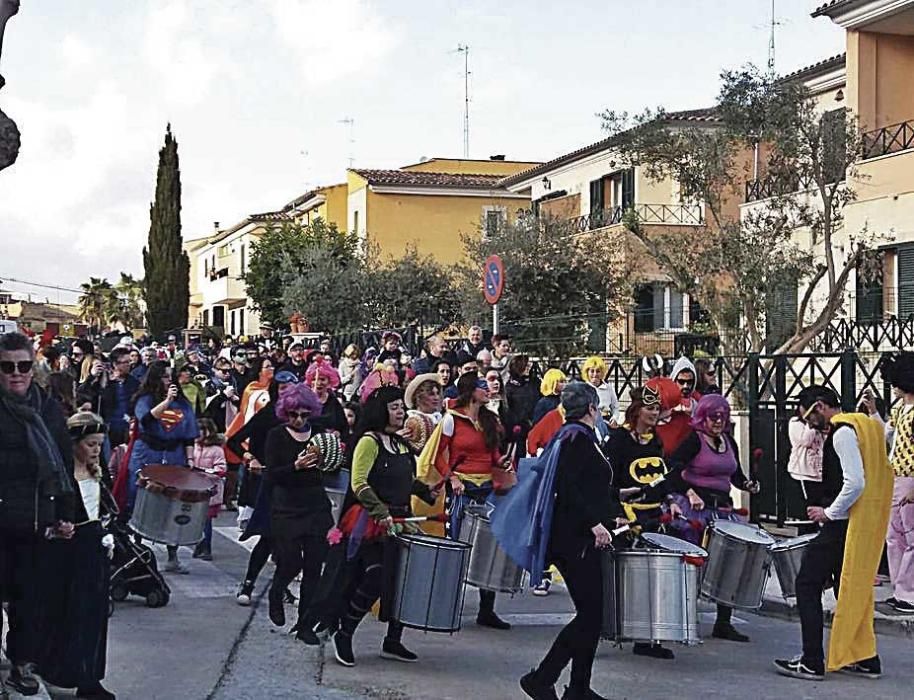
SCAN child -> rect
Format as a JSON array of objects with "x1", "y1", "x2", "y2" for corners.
[{"x1": 193, "y1": 418, "x2": 227, "y2": 560}]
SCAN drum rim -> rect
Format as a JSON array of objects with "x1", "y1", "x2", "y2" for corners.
[
  {"x1": 396, "y1": 533, "x2": 472, "y2": 551},
  {"x1": 708, "y1": 519, "x2": 775, "y2": 545},
  {"x1": 639, "y1": 532, "x2": 709, "y2": 557},
  {"x1": 771, "y1": 533, "x2": 818, "y2": 551}
]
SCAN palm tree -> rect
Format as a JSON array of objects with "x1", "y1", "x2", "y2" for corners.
[
  {"x1": 78, "y1": 277, "x2": 116, "y2": 335},
  {"x1": 115, "y1": 272, "x2": 145, "y2": 329}
]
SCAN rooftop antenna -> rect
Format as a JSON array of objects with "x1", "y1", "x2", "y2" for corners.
[
  {"x1": 339, "y1": 117, "x2": 355, "y2": 168},
  {"x1": 768, "y1": 0, "x2": 782, "y2": 75},
  {"x1": 456, "y1": 44, "x2": 470, "y2": 158}
]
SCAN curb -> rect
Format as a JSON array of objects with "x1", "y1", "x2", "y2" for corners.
[{"x1": 756, "y1": 596, "x2": 914, "y2": 639}]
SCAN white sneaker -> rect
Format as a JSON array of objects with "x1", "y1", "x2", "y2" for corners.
[{"x1": 532, "y1": 579, "x2": 551, "y2": 597}]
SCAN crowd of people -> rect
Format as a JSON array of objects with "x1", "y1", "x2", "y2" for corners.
[{"x1": 1, "y1": 323, "x2": 911, "y2": 698}]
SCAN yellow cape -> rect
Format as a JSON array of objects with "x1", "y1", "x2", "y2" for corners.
[
  {"x1": 826, "y1": 413, "x2": 893, "y2": 671},
  {"x1": 411, "y1": 419, "x2": 446, "y2": 536}
]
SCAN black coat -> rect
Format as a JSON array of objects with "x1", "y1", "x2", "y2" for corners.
[
  {"x1": 549, "y1": 422, "x2": 623, "y2": 559},
  {"x1": 78, "y1": 373, "x2": 140, "y2": 424}
]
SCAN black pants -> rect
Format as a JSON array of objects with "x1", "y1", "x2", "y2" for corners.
[
  {"x1": 244, "y1": 537, "x2": 272, "y2": 584},
  {"x1": 535, "y1": 547, "x2": 603, "y2": 691},
  {"x1": 271, "y1": 532, "x2": 328, "y2": 626},
  {"x1": 338, "y1": 539, "x2": 402, "y2": 643},
  {"x1": 0, "y1": 533, "x2": 38, "y2": 664},
  {"x1": 797, "y1": 481, "x2": 827, "y2": 535},
  {"x1": 796, "y1": 520, "x2": 847, "y2": 665}
]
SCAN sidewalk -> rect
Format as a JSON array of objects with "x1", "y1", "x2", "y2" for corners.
[{"x1": 759, "y1": 571, "x2": 914, "y2": 637}]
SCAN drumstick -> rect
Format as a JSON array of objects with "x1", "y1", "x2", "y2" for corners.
[{"x1": 392, "y1": 514, "x2": 448, "y2": 523}]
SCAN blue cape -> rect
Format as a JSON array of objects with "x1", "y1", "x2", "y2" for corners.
[{"x1": 490, "y1": 423, "x2": 593, "y2": 583}]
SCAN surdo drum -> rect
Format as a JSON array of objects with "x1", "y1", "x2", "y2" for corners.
[
  {"x1": 458, "y1": 504, "x2": 525, "y2": 593},
  {"x1": 606, "y1": 532, "x2": 707, "y2": 644},
  {"x1": 323, "y1": 468, "x2": 350, "y2": 525},
  {"x1": 770, "y1": 532, "x2": 819, "y2": 600},
  {"x1": 130, "y1": 465, "x2": 216, "y2": 546},
  {"x1": 390, "y1": 533, "x2": 472, "y2": 632},
  {"x1": 700, "y1": 520, "x2": 775, "y2": 609}
]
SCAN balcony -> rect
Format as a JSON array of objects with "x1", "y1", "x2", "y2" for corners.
[
  {"x1": 568, "y1": 203, "x2": 704, "y2": 233},
  {"x1": 202, "y1": 272, "x2": 247, "y2": 306},
  {"x1": 861, "y1": 119, "x2": 914, "y2": 160}
]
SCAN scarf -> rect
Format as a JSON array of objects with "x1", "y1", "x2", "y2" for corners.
[{"x1": 0, "y1": 383, "x2": 74, "y2": 497}]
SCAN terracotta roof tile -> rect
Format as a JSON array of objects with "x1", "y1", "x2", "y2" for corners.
[
  {"x1": 811, "y1": 1, "x2": 857, "y2": 17},
  {"x1": 779, "y1": 53, "x2": 846, "y2": 82},
  {"x1": 499, "y1": 107, "x2": 719, "y2": 188},
  {"x1": 352, "y1": 169, "x2": 505, "y2": 189}
]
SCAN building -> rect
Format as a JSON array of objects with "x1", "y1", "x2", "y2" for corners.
[
  {"x1": 347, "y1": 157, "x2": 539, "y2": 264},
  {"x1": 186, "y1": 183, "x2": 348, "y2": 337},
  {"x1": 743, "y1": 0, "x2": 914, "y2": 336},
  {"x1": 0, "y1": 292, "x2": 85, "y2": 336},
  {"x1": 501, "y1": 110, "x2": 726, "y2": 354}
]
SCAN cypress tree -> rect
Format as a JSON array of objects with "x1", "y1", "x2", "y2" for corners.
[{"x1": 143, "y1": 124, "x2": 190, "y2": 338}]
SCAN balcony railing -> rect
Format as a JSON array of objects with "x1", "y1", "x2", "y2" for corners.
[
  {"x1": 569, "y1": 204, "x2": 704, "y2": 233},
  {"x1": 744, "y1": 172, "x2": 817, "y2": 203},
  {"x1": 861, "y1": 119, "x2": 914, "y2": 160}
]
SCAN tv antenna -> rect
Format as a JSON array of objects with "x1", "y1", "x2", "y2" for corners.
[
  {"x1": 339, "y1": 116, "x2": 355, "y2": 168},
  {"x1": 768, "y1": 0, "x2": 782, "y2": 74},
  {"x1": 456, "y1": 44, "x2": 470, "y2": 158}
]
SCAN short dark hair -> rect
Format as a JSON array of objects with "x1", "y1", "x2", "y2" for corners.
[
  {"x1": 491, "y1": 334, "x2": 510, "y2": 346},
  {"x1": 356, "y1": 386, "x2": 404, "y2": 434},
  {"x1": 561, "y1": 381, "x2": 598, "y2": 420},
  {"x1": 0, "y1": 332, "x2": 35, "y2": 359},
  {"x1": 508, "y1": 353, "x2": 529, "y2": 378},
  {"x1": 110, "y1": 347, "x2": 130, "y2": 364},
  {"x1": 797, "y1": 385, "x2": 840, "y2": 410}
]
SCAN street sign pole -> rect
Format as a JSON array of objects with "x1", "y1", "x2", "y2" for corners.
[
  {"x1": 483, "y1": 254, "x2": 504, "y2": 334},
  {"x1": 492, "y1": 302, "x2": 499, "y2": 335}
]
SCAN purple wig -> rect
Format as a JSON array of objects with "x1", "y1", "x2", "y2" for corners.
[
  {"x1": 690, "y1": 394, "x2": 732, "y2": 434},
  {"x1": 275, "y1": 383, "x2": 323, "y2": 423}
]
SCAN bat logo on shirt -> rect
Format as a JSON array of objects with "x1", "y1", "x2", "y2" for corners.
[{"x1": 629, "y1": 456, "x2": 669, "y2": 485}]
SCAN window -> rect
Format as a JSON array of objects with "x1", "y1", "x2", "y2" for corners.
[
  {"x1": 353, "y1": 210, "x2": 360, "y2": 235},
  {"x1": 633, "y1": 283, "x2": 687, "y2": 332},
  {"x1": 766, "y1": 281, "x2": 798, "y2": 349},
  {"x1": 856, "y1": 251, "x2": 883, "y2": 323},
  {"x1": 229, "y1": 309, "x2": 236, "y2": 336},
  {"x1": 610, "y1": 168, "x2": 635, "y2": 210},
  {"x1": 202, "y1": 309, "x2": 210, "y2": 328},
  {"x1": 589, "y1": 179, "x2": 605, "y2": 217},
  {"x1": 212, "y1": 306, "x2": 225, "y2": 330},
  {"x1": 668, "y1": 288, "x2": 684, "y2": 329},
  {"x1": 898, "y1": 245, "x2": 914, "y2": 319},
  {"x1": 633, "y1": 285, "x2": 655, "y2": 333},
  {"x1": 239, "y1": 309, "x2": 245, "y2": 337},
  {"x1": 483, "y1": 206, "x2": 505, "y2": 239},
  {"x1": 240, "y1": 243, "x2": 246, "y2": 276}
]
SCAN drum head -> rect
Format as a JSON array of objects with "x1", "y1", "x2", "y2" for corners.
[
  {"x1": 771, "y1": 532, "x2": 818, "y2": 551},
  {"x1": 139, "y1": 464, "x2": 214, "y2": 492},
  {"x1": 641, "y1": 532, "x2": 708, "y2": 558},
  {"x1": 710, "y1": 519, "x2": 775, "y2": 545}
]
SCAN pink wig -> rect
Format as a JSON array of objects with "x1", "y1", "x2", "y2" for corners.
[
  {"x1": 359, "y1": 365, "x2": 400, "y2": 404},
  {"x1": 275, "y1": 384, "x2": 323, "y2": 423},
  {"x1": 305, "y1": 356, "x2": 340, "y2": 389},
  {"x1": 690, "y1": 394, "x2": 731, "y2": 434}
]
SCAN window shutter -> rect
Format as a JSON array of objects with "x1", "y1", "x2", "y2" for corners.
[{"x1": 898, "y1": 245, "x2": 914, "y2": 319}]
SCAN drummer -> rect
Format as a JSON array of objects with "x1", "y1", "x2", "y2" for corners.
[
  {"x1": 605, "y1": 381, "x2": 677, "y2": 659},
  {"x1": 124, "y1": 360, "x2": 199, "y2": 574},
  {"x1": 665, "y1": 394, "x2": 760, "y2": 642},
  {"x1": 520, "y1": 382, "x2": 622, "y2": 700},
  {"x1": 430, "y1": 371, "x2": 513, "y2": 630},
  {"x1": 328, "y1": 386, "x2": 440, "y2": 667}
]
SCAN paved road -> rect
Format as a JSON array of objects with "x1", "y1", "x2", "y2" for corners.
[{"x1": 9, "y1": 511, "x2": 909, "y2": 699}]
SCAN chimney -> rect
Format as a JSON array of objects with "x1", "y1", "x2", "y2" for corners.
[
  {"x1": 213, "y1": 221, "x2": 220, "y2": 231},
  {"x1": 489, "y1": 155, "x2": 506, "y2": 161}
]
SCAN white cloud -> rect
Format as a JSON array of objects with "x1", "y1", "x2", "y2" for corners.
[{"x1": 267, "y1": 0, "x2": 399, "y2": 85}]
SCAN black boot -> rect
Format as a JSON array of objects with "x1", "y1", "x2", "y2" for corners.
[
  {"x1": 192, "y1": 541, "x2": 212, "y2": 560},
  {"x1": 477, "y1": 589, "x2": 511, "y2": 630},
  {"x1": 633, "y1": 642, "x2": 674, "y2": 659},
  {"x1": 268, "y1": 586, "x2": 286, "y2": 627},
  {"x1": 561, "y1": 686, "x2": 609, "y2": 700},
  {"x1": 520, "y1": 669, "x2": 559, "y2": 700},
  {"x1": 76, "y1": 682, "x2": 117, "y2": 699}
]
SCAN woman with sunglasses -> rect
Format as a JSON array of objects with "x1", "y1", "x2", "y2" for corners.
[
  {"x1": 431, "y1": 371, "x2": 512, "y2": 630},
  {"x1": 665, "y1": 393, "x2": 760, "y2": 643},
  {"x1": 264, "y1": 384, "x2": 337, "y2": 643}
]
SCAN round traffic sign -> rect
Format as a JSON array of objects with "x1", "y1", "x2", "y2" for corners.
[{"x1": 483, "y1": 254, "x2": 505, "y2": 305}]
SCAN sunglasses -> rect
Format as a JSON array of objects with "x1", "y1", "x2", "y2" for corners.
[
  {"x1": 287, "y1": 410, "x2": 310, "y2": 419},
  {"x1": 675, "y1": 379, "x2": 694, "y2": 386},
  {"x1": 707, "y1": 413, "x2": 727, "y2": 423},
  {"x1": 0, "y1": 360, "x2": 34, "y2": 375}
]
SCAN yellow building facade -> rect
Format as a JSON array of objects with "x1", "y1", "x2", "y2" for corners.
[{"x1": 346, "y1": 158, "x2": 538, "y2": 265}]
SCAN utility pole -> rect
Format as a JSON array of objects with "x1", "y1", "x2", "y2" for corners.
[
  {"x1": 456, "y1": 44, "x2": 470, "y2": 158},
  {"x1": 339, "y1": 116, "x2": 355, "y2": 168},
  {"x1": 768, "y1": 0, "x2": 779, "y2": 75}
]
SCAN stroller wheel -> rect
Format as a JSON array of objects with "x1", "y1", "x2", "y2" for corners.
[
  {"x1": 108, "y1": 598, "x2": 115, "y2": 618},
  {"x1": 146, "y1": 589, "x2": 169, "y2": 608},
  {"x1": 111, "y1": 583, "x2": 129, "y2": 602}
]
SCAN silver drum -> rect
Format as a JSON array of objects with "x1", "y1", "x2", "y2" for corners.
[
  {"x1": 129, "y1": 465, "x2": 215, "y2": 546},
  {"x1": 770, "y1": 532, "x2": 817, "y2": 599},
  {"x1": 458, "y1": 507, "x2": 525, "y2": 593},
  {"x1": 700, "y1": 520, "x2": 775, "y2": 609},
  {"x1": 391, "y1": 533, "x2": 472, "y2": 632},
  {"x1": 613, "y1": 533, "x2": 707, "y2": 644}
]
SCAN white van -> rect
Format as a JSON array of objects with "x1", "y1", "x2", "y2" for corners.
[{"x1": 0, "y1": 320, "x2": 20, "y2": 335}]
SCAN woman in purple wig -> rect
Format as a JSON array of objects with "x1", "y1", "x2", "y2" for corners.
[{"x1": 666, "y1": 393, "x2": 761, "y2": 643}]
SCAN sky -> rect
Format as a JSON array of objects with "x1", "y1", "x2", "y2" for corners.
[{"x1": 0, "y1": 0, "x2": 846, "y2": 304}]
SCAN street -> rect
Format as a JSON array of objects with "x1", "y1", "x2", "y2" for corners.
[{"x1": 30, "y1": 510, "x2": 909, "y2": 700}]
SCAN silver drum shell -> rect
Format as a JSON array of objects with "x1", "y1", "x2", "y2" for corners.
[
  {"x1": 612, "y1": 549, "x2": 703, "y2": 644},
  {"x1": 391, "y1": 534, "x2": 472, "y2": 632},
  {"x1": 770, "y1": 533, "x2": 817, "y2": 599},
  {"x1": 458, "y1": 511, "x2": 525, "y2": 593},
  {"x1": 700, "y1": 522, "x2": 774, "y2": 609},
  {"x1": 129, "y1": 487, "x2": 209, "y2": 546}
]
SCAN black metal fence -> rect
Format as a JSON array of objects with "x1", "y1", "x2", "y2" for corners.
[{"x1": 861, "y1": 118, "x2": 914, "y2": 160}]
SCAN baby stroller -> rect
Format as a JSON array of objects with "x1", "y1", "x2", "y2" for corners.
[{"x1": 108, "y1": 516, "x2": 171, "y2": 608}]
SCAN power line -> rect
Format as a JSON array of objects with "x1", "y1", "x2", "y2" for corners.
[{"x1": 0, "y1": 275, "x2": 133, "y2": 302}]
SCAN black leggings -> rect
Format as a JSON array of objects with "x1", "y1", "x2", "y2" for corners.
[
  {"x1": 338, "y1": 539, "x2": 402, "y2": 643},
  {"x1": 796, "y1": 520, "x2": 847, "y2": 665},
  {"x1": 535, "y1": 547, "x2": 603, "y2": 691},
  {"x1": 271, "y1": 533, "x2": 328, "y2": 626},
  {"x1": 244, "y1": 537, "x2": 272, "y2": 584}
]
